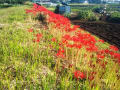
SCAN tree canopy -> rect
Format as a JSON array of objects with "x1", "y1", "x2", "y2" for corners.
[{"x1": 0, "y1": 0, "x2": 30, "y2": 4}]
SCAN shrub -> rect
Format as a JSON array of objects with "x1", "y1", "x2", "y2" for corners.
[
  {"x1": 24, "y1": 1, "x2": 33, "y2": 5},
  {"x1": 0, "y1": 4, "x2": 13, "y2": 8},
  {"x1": 107, "y1": 12, "x2": 120, "y2": 23},
  {"x1": 64, "y1": 13, "x2": 71, "y2": 18},
  {"x1": 77, "y1": 10, "x2": 99, "y2": 21}
]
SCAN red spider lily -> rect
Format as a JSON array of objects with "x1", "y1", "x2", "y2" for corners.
[
  {"x1": 109, "y1": 45, "x2": 119, "y2": 51},
  {"x1": 51, "y1": 37, "x2": 56, "y2": 42},
  {"x1": 59, "y1": 43, "x2": 64, "y2": 47},
  {"x1": 113, "y1": 53, "x2": 120, "y2": 60},
  {"x1": 25, "y1": 9, "x2": 33, "y2": 14},
  {"x1": 76, "y1": 44, "x2": 82, "y2": 49},
  {"x1": 66, "y1": 44, "x2": 74, "y2": 48},
  {"x1": 98, "y1": 39, "x2": 104, "y2": 43},
  {"x1": 109, "y1": 51, "x2": 115, "y2": 57},
  {"x1": 68, "y1": 25, "x2": 80, "y2": 32},
  {"x1": 86, "y1": 46, "x2": 98, "y2": 52},
  {"x1": 36, "y1": 33, "x2": 42, "y2": 38},
  {"x1": 97, "y1": 50, "x2": 105, "y2": 55},
  {"x1": 36, "y1": 38, "x2": 40, "y2": 42},
  {"x1": 89, "y1": 72, "x2": 97, "y2": 81},
  {"x1": 97, "y1": 54, "x2": 105, "y2": 59},
  {"x1": 89, "y1": 75, "x2": 94, "y2": 81},
  {"x1": 62, "y1": 34, "x2": 71, "y2": 40},
  {"x1": 56, "y1": 48, "x2": 65, "y2": 58},
  {"x1": 73, "y1": 70, "x2": 86, "y2": 80},
  {"x1": 33, "y1": 38, "x2": 40, "y2": 43},
  {"x1": 104, "y1": 49, "x2": 110, "y2": 54},
  {"x1": 33, "y1": 33, "x2": 42, "y2": 43},
  {"x1": 28, "y1": 28, "x2": 33, "y2": 32},
  {"x1": 118, "y1": 59, "x2": 120, "y2": 65},
  {"x1": 100, "y1": 61, "x2": 108, "y2": 68},
  {"x1": 71, "y1": 36, "x2": 80, "y2": 42},
  {"x1": 26, "y1": 4, "x2": 120, "y2": 68},
  {"x1": 56, "y1": 52, "x2": 65, "y2": 58},
  {"x1": 62, "y1": 39, "x2": 68, "y2": 44}
]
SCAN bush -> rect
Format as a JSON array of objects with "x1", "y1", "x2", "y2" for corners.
[
  {"x1": 88, "y1": 16, "x2": 99, "y2": 21},
  {"x1": 64, "y1": 13, "x2": 71, "y2": 18},
  {"x1": 107, "y1": 12, "x2": 120, "y2": 23},
  {"x1": 24, "y1": 1, "x2": 33, "y2": 5},
  {"x1": 0, "y1": 4, "x2": 13, "y2": 8},
  {"x1": 77, "y1": 10, "x2": 99, "y2": 21}
]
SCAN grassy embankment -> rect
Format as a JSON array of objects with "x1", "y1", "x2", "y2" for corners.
[{"x1": 0, "y1": 4, "x2": 120, "y2": 89}]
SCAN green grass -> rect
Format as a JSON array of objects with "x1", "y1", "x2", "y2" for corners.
[
  {"x1": 0, "y1": 5, "x2": 30, "y2": 23},
  {"x1": 0, "y1": 5, "x2": 57, "y2": 89},
  {"x1": 0, "y1": 5, "x2": 80, "y2": 89}
]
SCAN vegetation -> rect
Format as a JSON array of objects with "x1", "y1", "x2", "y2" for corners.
[
  {"x1": 0, "y1": 3, "x2": 120, "y2": 90},
  {"x1": 107, "y1": 12, "x2": 120, "y2": 23},
  {"x1": 77, "y1": 10, "x2": 99, "y2": 21},
  {"x1": 0, "y1": 5, "x2": 28, "y2": 23},
  {"x1": 0, "y1": 0, "x2": 30, "y2": 4},
  {"x1": 71, "y1": 4, "x2": 100, "y2": 12}
]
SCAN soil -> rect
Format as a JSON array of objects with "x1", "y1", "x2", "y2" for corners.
[{"x1": 71, "y1": 20, "x2": 120, "y2": 48}]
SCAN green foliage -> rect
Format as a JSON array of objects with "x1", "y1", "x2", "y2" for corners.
[
  {"x1": 71, "y1": 4, "x2": 100, "y2": 12},
  {"x1": 0, "y1": 4, "x2": 13, "y2": 8},
  {"x1": 0, "y1": 0, "x2": 31, "y2": 4},
  {"x1": 0, "y1": 5, "x2": 28, "y2": 23},
  {"x1": 0, "y1": 11, "x2": 56, "y2": 90},
  {"x1": 77, "y1": 10, "x2": 99, "y2": 21},
  {"x1": 24, "y1": 1, "x2": 33, "y2": 6},
  {"x1": 64, "y1": 13, "x2": 71, "y2": 18},
  {"x1": 107, "y1": 12, "x2": 120, "y2": 23}
]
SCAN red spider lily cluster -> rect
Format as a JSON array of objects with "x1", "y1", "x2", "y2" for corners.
[
  {"x1": 27, "y1": 28, "x2": 42, "y2": 43},
  {"x1": 28, "y1": 28, "x2": 33, "y2": 32},
  {"x1": 56, "y1": 48, "x2": 65, "y2": 58},
  {"x1": 26, "y1": 4, "x2": 120, "y2": 82},
  {"x1": 73, "y1": 71, "x2": 86, "y2": 80}
]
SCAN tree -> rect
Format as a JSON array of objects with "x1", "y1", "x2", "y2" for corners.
[
  {"x1": 0, "y1": 0, "x2": 31, "y2": 4},
  {"x1": 88, "y1": 0, "x2": 101, "y2": 3}
]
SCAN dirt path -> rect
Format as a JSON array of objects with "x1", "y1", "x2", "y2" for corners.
[{"x1": 71, "y1": 20, "x2": 120, "y2": 48}]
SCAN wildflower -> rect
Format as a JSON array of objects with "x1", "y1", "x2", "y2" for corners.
[
  {"x1": 36, "y1": 33, "x2": 42, "y2": 38},
  {"x1": 97, "y1": 54, "x2": 105, "y2": 59},
  {"x1": 73, "y1": 70, "x2": 86, "y2": 80},
  {"x1": 98, "y1": 39, "x2": 104, "y2": 43},
  {"x1": 100, "y1": 61, "x2": 108, "y2": 69},
  {"x1": 28, "y1": 28, "x2": 33, "y2": 32},
  {"x1": 51, "y1": 37, "x2": 56, "y2": 42},
  {"x1": 89, "y1": 72, "x2": 96, "y2": 81},
  {"x1": 56, "y1": 48, "x2": 65, "y2": 58},
  {"x1": 104, "y1": 49, "x2": 110, "y2": 54},
  {"x1": 109, "y1": 45, "x2": 119, "y2": 51},
  {"x1": 62, "y1": 34, "x2": 71, "y2": 40}
]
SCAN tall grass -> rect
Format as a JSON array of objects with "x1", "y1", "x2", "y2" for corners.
[
  {"x1": 0, "y1": 5, "x2": 29, "y2": 23},
  {"x1": 0, "y1": 5, "x2": 56, "y2": 89}
]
